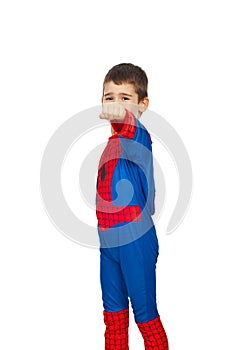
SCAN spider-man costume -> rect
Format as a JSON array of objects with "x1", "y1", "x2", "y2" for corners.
[{"x1": 96, "y1": 110, "x2": 168, "y2": 349}]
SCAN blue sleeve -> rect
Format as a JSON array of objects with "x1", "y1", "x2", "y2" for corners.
[{"x1": 119, "y1": 120, "x2": 155, "y2": 215}]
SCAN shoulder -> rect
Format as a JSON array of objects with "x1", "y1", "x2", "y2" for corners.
[{"x1": 135, "y1": 118, "x2": 153, "y2": 150}]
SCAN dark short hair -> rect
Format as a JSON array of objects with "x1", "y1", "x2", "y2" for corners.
[{"x1": 103, "y1": 63, "x2": 148, "y2": 102}]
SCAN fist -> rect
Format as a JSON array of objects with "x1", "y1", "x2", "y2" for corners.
[{"x1": 100, "y1": 103, "x2": 126, "y2": 121}]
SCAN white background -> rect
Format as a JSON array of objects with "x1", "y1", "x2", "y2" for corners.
[{"x1": 1, "y1": 0, "x2": 234, "y2": 349}]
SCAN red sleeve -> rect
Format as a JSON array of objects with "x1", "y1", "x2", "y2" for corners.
[{"x1": 110, "y1": 109, "x2": 136, "y2": 139}]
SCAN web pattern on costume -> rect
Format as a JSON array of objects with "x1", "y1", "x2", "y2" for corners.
[
  {"x1": 103, "y1": 308, "x2": 129, "y2": 350},
  {"x1": 137, "y1": 316, "x2": 169, "y2": 350}
]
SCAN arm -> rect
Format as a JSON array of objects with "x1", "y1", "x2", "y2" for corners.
[{"x1": 100, "y1": 103, "x2": 155, "y2": 215}]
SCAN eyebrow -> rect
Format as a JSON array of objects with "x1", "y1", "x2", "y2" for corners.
[{"x1": 103, "y1": 92, "x2": 133, "y2": 97}]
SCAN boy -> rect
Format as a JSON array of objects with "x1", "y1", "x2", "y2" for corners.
[{"x1": 96, "y1": 63, "x2": 169, "y2": 349}]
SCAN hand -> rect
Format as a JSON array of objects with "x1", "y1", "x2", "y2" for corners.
[{"x1": 99, "y1": 103, "x2": 126, "y2": 121}]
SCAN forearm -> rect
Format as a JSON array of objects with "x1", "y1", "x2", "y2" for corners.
[{"x1": 111, "y1": 109, "x2": 136, "y2": 138}]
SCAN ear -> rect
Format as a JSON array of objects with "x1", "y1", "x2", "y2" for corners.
[{"x1": 138, "y1": 97, "x2": 149, "y2": 113}]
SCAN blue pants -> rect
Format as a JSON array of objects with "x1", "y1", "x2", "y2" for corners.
[{"x1": 99, "y1": 226, "x2": 159, "y2": 324}]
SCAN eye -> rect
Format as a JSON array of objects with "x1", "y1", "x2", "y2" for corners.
[
  {"x1": 104, "y1": 97, "x2": 113, "y2": 101},
  {"x1": 122, "y1": 97, "x2": 130, "y2": 101}
]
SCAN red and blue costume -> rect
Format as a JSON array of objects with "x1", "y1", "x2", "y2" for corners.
[{"x1": 96, "y1": 110, "x2": 168, "y2": 349}]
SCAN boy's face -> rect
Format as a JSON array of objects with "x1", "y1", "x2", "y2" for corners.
[{"x1": 102, "y1": 81, "x2": 149, "y2": 117}]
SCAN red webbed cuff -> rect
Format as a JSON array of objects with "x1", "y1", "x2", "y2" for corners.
[{"x1": 110, "y1": 109, "x2": 136, "y2": 139}]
